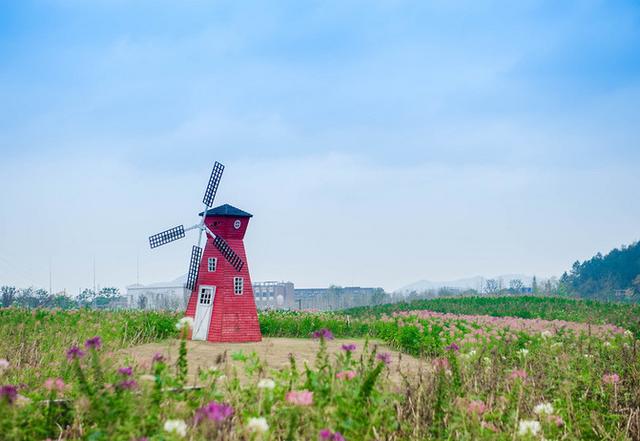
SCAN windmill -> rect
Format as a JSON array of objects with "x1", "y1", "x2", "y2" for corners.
[{"x1": 148, "y1": 162, "x2": 261, "y2": 342}]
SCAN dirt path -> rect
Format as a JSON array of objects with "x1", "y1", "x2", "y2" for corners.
[{"x1": 118, "y1": 337, "x2": 426, "y2": 384}]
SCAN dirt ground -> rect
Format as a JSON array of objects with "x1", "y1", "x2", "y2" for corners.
[{"x1": 118, "y1": 337, "x2": 426, "y2": 385}]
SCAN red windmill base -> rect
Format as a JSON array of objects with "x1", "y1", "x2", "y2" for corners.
[{"x1": 184, "y1": 204, "x2": 262, "y2": 342}]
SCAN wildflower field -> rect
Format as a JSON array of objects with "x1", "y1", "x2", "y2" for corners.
[{"x1": 1, "y1": 296, "x2": 640, "y2": 440}]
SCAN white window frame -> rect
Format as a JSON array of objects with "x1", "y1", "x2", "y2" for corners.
[
  {"x1": 207, "y1": 257, "x2": 217, "y2": 272},
  {"x1": 233, "y1": 277, "x2": 244, "y2": 295}
]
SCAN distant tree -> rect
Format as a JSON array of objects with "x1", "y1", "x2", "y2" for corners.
[
  {"x1": 1, "y1": 286, "x2": 17, "y2": 307},
  {"x1": 509, "y1": 279, "x2": 524, "y2": 293},
  {"x1": 484, "y1": 279, "x2": 499, "y2": 294},
  {"x1": 78, "y1": 289, "x2": 96, "y2": 307},
  {"x1": 633, "y1": 275, "x2": 640, "y2": 294},
  {"x1": 137, "y1": 295, "x2": 148, "y2": 310},
  {"x1": 532, "y1": 276, "x2": 538, "y2": 294}
]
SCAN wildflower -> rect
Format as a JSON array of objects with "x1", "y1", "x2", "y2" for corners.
[
  {"x1": 118, "y1": 367, "x2": 133, "y2": 376},
  {"x1": 509, "y1": 369, "x2": 527, "y2": 380},
  {"x1": 176, "y1": 317, "x2": 194, "y2": 331},
  {"x1": 481, "y1": 421, "x2": 498, "y2": 432},
  {"x1": 84, "y1": 336, "x2": 102, "y2": 350},
  {"x1": 319, "y1": 429, "x2": 346, "y2": 441},
  {"x1": 152, "y1": 353, "x2": 165, "y2": 364},
  {"x1": 0, "y1": 359, "x2": 8, "y2": 372},
  {"x1": 247, "y1": 417, "x2": 269, "y2": 434},
  {"x1": 312, "y1": 328, "x2": 334, "y2": 340},
  {"x1": 376, "y1": 352, "x2": 392, "y2": 365},
  {"x1": 164, "y1": 419, "x2": 187, "y2": 437},
  {"x1": 0, "y1": 385, "x2": 18, "y2": 404},
  {"x1": 540, "y1": 330, "x2": 552, "y2": 339},
  {"x1": 194, "y1": 401, "x2": 234, "y2": 424},
  {"x1": 257, "y1": 378, "x2": 276, "y2": 389},
  {"x1": 66, "y1": 346, "x2": 85, "y2": 361},
  {"x1": 44, "y1": 378, "x2": 65, "y2": 393},
  {"x1": 466, "y1": 400, "x2": 487, "y2": 416},
  {"x1": 518, "y1": 348, "x2": 529, "y2": 356},
  {"x1": 341, "y1": 343, "x2": 356, "y2": 352},
  {"x1": 553, "y1": 415, "x2": 564, "y2": 427},
  {"x1": 286, "y1": 390, "x2": 313, "y2": 406},
  {"x1": 603, "y1": 373, "x2": 620, "y2": 385},
  {"x1": 518, "y1": 420, "x2": 541, "y2": 436},
  {"x1": 432, "y1": 357, "x2": 450, "y2": 371},
  {"x1": 336, "y1": 370, "x2": 357, "y2": 380},
  {"x1": 117, "y1": 379, "x2": 138, "y2": 390},
  {"x1": 445, "y1": 342, "x2": 460, "y2": 352},
  {"x1": 533, "y1": 402, "x2": 554, "y2": 415}
]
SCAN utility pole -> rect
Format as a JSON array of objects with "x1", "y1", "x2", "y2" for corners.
[{"x1": 49, "y1": 257, "x2": 53, "y2": 295}]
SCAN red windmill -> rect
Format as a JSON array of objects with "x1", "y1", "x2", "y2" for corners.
[{"x1": 148, "y1": 162, "x2": 261, "y2": 342}]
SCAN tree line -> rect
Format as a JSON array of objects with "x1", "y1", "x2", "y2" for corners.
[{"x1": 0, "y1": 286, "x2": 123, "y2": 309}]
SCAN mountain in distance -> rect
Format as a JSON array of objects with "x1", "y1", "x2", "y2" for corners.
[{"x1": 396, "y1": 274, "x2": 535, "y2": 295}]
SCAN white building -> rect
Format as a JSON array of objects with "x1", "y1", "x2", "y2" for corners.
[{"x1": 125, "y1": 275, "x2": 189, "y2": 310}]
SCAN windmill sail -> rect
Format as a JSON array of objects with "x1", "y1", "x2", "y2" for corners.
[
  {"x1": 213, "y1": 236, "x2": 244, "y2": 272},
  {"x1": 185, "y1": 245, "x2": 203, "y2": 290},
  {"x1": 149, "y1": 225, "x2": 185, "y2": 249},
  {"x1": 202, "y1": 162, "x2": 225, "y2": 207}
]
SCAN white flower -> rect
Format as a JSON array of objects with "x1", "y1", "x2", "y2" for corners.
[
  {"x1": 208, "y1": 366, "x2": 219, "y2": 372},
  {"x1": 603, "y1": 341, "x2": 612, "y2": 348},
  {"x1": 540, "y1": 330, "x2": 552, "y2": 339},
  {"x1": 0, "y1": 359, "x2": 9, "y2": 371},
  {"x1": 257, "y1": 378, "x2": 276, "y2": 389},
  {"x1": 584, "y1": 353, "x2": 593, "y2": 359},
  {"x1": 518, "y1": 420, "x2": 541, "y2": 436},
  {"x1": 176, "y1": 317, "x2": 194, "y2": 330},
  {"x1": 164, "y1": 419, "x2": 187, "y2": 437},
  {"x1": 533, "y1": 402, "x2": 554, "y2": 415},
  {"x1": 518, "y1": 349, "x2": 529, "y2": 356},
  {"x1": 624, "y1": 330, "x2": 633, "y2": 337},
  {"x1": 247, "y1": 417, "x2": 269, "y2": 434}
]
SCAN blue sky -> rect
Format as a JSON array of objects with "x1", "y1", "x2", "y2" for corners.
[{"x1": 0, "y1": 0, "x2": 639, "y2": 294}]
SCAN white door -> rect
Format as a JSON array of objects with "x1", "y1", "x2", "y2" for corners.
[{"x1": 193, "y1": 286, "x2": 215, "y2": 340}]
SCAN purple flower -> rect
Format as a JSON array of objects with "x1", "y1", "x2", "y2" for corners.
[
  {"x1": 116, "y1": 379, "x2": 138, "y2": 390},
  {"x1": 376, "y1": 352, "x2": 392, "y2": 366},
  {"x1": 84, "y1": 336, "x2": 102, "y2": 350},
  {"x1": 118, "y1": 367, "x2": 133, "y2": 376},
  {"x1": 319, "y1": 429, "x2": 345, "y2": 441},
  {"x1": 312, "y1": 328, "x2": 334, "y2": 340},
  {"x1": 445, "y1": 342, "x2": 460, "y2": 352},
  {"x1": 0, "y1": 385, "x2": 18, "y2": 405},
  {"x1": 66, "y1": 346, "x2": 85, "y2": 361},
  {"x1": 341, "y1": 344, "x2": 356, "y2": 352},
  {"x1": 152, "y1": 353, "x2": 165, "y2": 364},
  {"x1": 194, "y1": 401, "x2": 234, "y2": 424}
]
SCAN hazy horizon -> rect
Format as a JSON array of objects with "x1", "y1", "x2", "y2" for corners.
[{"x1": 1, "y1": 1, "x2": 639, "y2": 295}]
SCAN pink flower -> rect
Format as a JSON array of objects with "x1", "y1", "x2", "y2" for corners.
[
  {"x1": 466, "y1": 400, "x2": 487, "y2": 416},
  {"x1": 44, "y1": 378, "x2": 65, "y2": 393},
  {"x1": 431, "y1": 358, "x2": 450, "y2": 371},
  {"x1": 319, "y1": 429, "x2": 345, "y2": 441},
  {"x1": 312, "y1": 329, "x2": 334, "y2": 340},
  {"x1": 336, "y1": 370, "x2": 357, "y2": 380},
  {"x1": 66, "y1": 346, "x2": 85, "y2": 361},
  {"x1": 118, "y1": 367, "x2": 133, "y2": 376},
  {"x1": 553, "y1": 415, "x2": 564, "y2": 427},
  {"x1": 341, "y1": 344, "x2": 356, "y2": 352},
  {"x1": 84, "y1": 336, "x2": 102, "y2": 350},
  {"x1": 286, "y1": 390, "x2": 313, "y2": 406},
  {"x1": 509, "y1": 369, "x2": 527, "y2": 380},
  {"x1": 376, "y1": 352, "x2": 392, "y2": 365},
  {"x1": 0, "y1": 385, "x2": 18, "y2": 404},
  {"x1": 116, "y1": 379, "x2": 138, "y2": 390},
  {"x1": 603, "y1": 373, "x2": 620, "y2": 385},
  {"x1": 194, "y1": 401, "x2": 234, "y2": 424}
]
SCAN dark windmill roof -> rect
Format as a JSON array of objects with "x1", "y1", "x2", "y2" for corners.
[{"x1": 199, "y1": 203, "x2": 253, "y2": 218}]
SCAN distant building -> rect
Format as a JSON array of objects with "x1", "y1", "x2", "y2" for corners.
[
  {"x1": 125, "y1": 275, "x2": 189, "y2": 310},
  {"x1": 294, "y1": 286, "x2": 387, "y2": 311},
  {"x1": 252, "y1": 281, "x2": 295, "y2": 310}
]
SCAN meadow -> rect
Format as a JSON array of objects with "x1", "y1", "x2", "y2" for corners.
[{"x1": 1, "y1": 296, "x2": 639, "y2": 440}]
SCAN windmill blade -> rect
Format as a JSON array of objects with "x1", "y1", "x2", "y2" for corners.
[
  {"x1": 213, "y1": 236, "x2": 244, "y2": 272},
  {"x1": 185, "y1": 245, "x2": 202, "y2": 290},
  {"x1": 149, "y1": 225, "x2": 185, "y2": 249},
  {"x1": 202, "y1": 162, "x2": 225, "y2": 207}
]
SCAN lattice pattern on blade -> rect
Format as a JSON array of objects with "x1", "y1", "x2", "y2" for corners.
[
  {"x1": 213, "y1": 236, "x2": 244, "y2": 272},
  {"x1": 202, "y1": 162, "x2": 225, "y2": 207},
  {"x1": 149, "y1": 225, "x2": 185, "y2": 249},
  {"x1": 185, "y1": 245, "x2": 202, "y2": 290}
]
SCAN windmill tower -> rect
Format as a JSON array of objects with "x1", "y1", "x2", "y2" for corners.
[{"x1": 148, "y1": 162, "x2": 261, "y2": 342}]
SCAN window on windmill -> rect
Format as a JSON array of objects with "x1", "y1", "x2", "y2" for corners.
[
  {"x1": 208, "y1": 258, "x2": 217, "y2": 272},
  {"x1": 234, "y1": 277, "x2": 244, "y2": 295}
]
